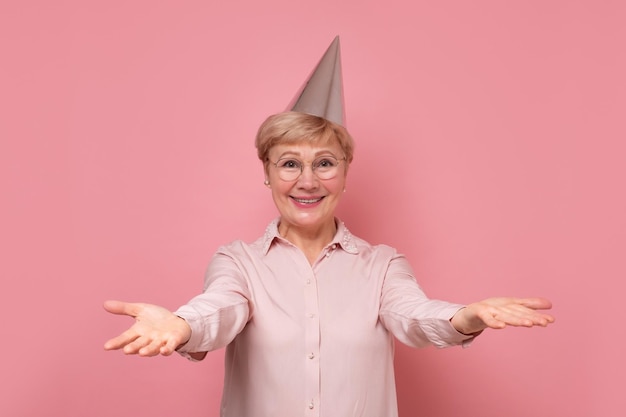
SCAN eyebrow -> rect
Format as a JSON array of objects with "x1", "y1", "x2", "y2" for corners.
[{"x1": 276, "y1": 150, "x2": 339, "y2": 159}]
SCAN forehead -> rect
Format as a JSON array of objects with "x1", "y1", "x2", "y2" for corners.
[{"x1": 269, "y1": 142, "x2": 343, "y2": 159}]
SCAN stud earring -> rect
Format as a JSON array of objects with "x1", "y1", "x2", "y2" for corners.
[{"x1": 264, "y1": 180, "x2": 270, "y2": 187}]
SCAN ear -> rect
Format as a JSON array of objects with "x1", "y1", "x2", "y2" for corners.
[{"x1": 263, "y1": 161, "x2": 272, "y2": 187}]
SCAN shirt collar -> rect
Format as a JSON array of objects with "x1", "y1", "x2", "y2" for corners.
[{"x1": 261, "y1": 217, "x2": 359, "y2": 255}]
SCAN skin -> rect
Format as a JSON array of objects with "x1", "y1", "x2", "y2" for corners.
[
  {"x1": 103, "y1": 300, "x2": 190, "y2": 357},
  {"x1": 450, "y1": 297, "x2": 554, "y2": 335},
  {"x1": 264, "y1": 142, "x2": 348, "y2": 264},
  {"x1": 103, "y1": 140, "x2": 555, "y2": 357}
]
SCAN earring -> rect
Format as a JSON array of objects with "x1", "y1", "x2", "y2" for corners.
[{"x1": 264, "y1": 180, "x2": 270, "y2": 187}]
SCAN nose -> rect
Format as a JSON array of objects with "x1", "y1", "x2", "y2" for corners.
[{"x1": 296, "y1": 164, "x2": 319, "y2": 189}]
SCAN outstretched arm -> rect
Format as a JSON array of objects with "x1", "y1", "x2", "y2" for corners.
[
  {"x1": 450, "y1": 297, "x2": 555, "y2": 335},
  {"x1": 103, "y1": 300, "x2": 193, "y2": 357}
]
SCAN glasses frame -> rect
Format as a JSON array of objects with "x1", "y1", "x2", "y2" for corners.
[{"x1": 268, "y1": 154, "x2": 347, "y2": 182}]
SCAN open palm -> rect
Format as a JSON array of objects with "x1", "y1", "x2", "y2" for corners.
[{"x1": 103, "y1": 300, "x2": 191, "y2": 356}]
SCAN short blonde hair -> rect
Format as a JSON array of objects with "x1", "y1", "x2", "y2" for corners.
[{"x1": 255, "y1": 112, "x2": 355, "y2": 164}]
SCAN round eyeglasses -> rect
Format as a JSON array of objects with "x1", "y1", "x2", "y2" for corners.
[{"x1": 269, "y1": 155, "x2": 346, "y2": 182}]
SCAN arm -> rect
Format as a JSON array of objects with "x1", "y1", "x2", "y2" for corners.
[
  {"x1": 379, "y1": 252, "x2": 472, "y2": 348},
  {"x1": 379, "y1": 253, "x2": 555, "y2": 347},
  {"x1": 104, "y1": 250, "x2": 252, "y2": 359},
  {"x1": 172, "y1": 250, "x2": 252, "y2": 357},
  {"x1": 450, "y1": 297, "x2": 555, "y2": 335}
]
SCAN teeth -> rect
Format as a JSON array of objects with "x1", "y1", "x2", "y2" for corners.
[{"x1": 294, "y1": 197, "x2": 322, "y2": 204}]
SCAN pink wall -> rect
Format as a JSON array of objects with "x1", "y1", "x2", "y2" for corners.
[{"x1": 2, "y1": 1, "x2": 624, "y2": 416}]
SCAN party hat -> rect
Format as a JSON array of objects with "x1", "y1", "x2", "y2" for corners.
[{"x1": 287, "y1": 36, "x2": 346, "y2": 126}]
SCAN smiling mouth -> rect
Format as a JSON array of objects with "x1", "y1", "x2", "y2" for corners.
[{"x1": 291, "y1": 196, "x2": 324, "y2": 204}]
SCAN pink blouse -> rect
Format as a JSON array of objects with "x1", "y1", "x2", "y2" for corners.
[{"x1": 175, "y1": 218, "x2": 474, "y2": 417}]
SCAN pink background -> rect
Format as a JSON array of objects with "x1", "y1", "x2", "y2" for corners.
[{"x1": 1, "y1": 1, "x2": 624, "y2": 416}]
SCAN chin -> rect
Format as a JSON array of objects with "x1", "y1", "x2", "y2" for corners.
[{"x1": 285, "y1": 212, "x2": 332, "y2": 228}]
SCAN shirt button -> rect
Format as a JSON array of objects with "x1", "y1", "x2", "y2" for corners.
[
  {"x1": 308, "y1": 401, "x2": 314, "y2": 409},
  {"x1": 308, "y1": 353, "x2": 315, "y2": 359},
  {"x1": 306, "y1": 279, "x2": 311, "y2": 284},
  {"x1": 308, "y1": 313, "x2": 315, "y2": 318}
]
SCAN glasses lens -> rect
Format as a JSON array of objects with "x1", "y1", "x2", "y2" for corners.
[
  {"x1": 275, "y1": 158, "x2": 301, "y2": 181},
  {"x1": 273, "y1": 156, "x2": 343, "y2": 181},
  {"x1": 313, "y1": 156, "x2": 340, "y2": 180}
]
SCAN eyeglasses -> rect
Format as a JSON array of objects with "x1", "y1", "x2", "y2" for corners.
[{"x1": 269, "y1": 155, "x2": 346, "y2": 182}]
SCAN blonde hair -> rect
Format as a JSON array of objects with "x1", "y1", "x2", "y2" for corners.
[{"x1": 255, "y1": 112, "x2": 355, "y2": 164}]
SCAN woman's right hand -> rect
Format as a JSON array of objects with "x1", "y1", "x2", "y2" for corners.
[{"x1": 103, "y1": 300, "x2": 192, "y2": 357}]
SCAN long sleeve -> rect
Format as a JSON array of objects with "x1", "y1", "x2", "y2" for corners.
[
  {"x1": 172, "y1": 220, "x2": 477, "y2": 416},
  {"x1": 378, "y1": 253, "x2": 475, "y2": 348},
  {"x1": 175, "y1": 251, "x2": 252, "y2": 355}
]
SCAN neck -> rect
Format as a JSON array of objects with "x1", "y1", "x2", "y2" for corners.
[{"x1": 278, "y1": 219, "x2": 337, "y2": 263}]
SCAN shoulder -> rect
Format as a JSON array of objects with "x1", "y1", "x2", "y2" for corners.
[
  {"x1": 341, "y1": 223, "x2": 411, "y2": 271},
  {"x1": 203, "y1": 235, "x2": 267, "y2": 288},
  {"x1": 212, "y1": 220, "x2": 276, "y2": 261},
  {"x1": 342, "y1": 226, "x2": 399, "y2": 262},
  {"x1": 214, "y1": 236, "x2": 266, "y2": 261}
]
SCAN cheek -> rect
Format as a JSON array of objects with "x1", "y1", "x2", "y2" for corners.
[
  {"x1": 326, "y1": 177, "x2": 346, "y2": 195},
  {"x1": 270, "y1": 179, "x2": 294, "y2": 198}
]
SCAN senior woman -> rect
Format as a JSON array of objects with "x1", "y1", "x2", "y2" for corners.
[{"x1": 104, "y1": 38, "x2": 554, "y2": 417}]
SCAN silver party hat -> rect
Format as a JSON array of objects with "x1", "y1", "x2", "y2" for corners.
[{"x1": 287, "y1": 36, "x2": 346, "y2": 126}]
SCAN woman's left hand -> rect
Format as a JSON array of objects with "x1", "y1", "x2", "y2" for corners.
[{"x1": 450, "y1": 297, "x2": 555, "y2": 335}]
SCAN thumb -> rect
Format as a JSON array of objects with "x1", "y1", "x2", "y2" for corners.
[{"x1": 103, "y1": 300, "x2": 140, "y2": 317}]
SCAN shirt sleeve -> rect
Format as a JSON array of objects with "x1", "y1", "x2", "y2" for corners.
[
  {"x1": 174, "y1": 249, "x2": 252, "y2": 358},
  {"x1": 378, "y1": 251, "x2": 476, "y2": 349}
]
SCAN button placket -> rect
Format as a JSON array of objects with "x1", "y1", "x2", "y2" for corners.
[{"x1": 303, "y1": 270, "x2": 320, "y2": 416}]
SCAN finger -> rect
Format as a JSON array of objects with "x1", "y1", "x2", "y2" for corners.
[
  {"x1": 159, "y1": 334, "x2": 184, "y2": 356},
  {"x1": 139, "y1": 340, "x2": 166, "y2": 357},
  {"x1": 505, "y1": 304, "x2": 545, "y2": 319},
  {"x1": 496, "y1": 309, "x2": 554, "y2": 328},
  {"x1": 123, "y1": 335, "x2": 154, "y2": 355},
  {"x1": 499, "y1": 306, "x2": 539, "y2": 327},
  {"x1": 517, "y1": 297, "x2": 553, "y2": 310},
  {"x1": 103, "y1": 300, "x2": 142, "y2": 317},
  {"x1": 503, "y1": 304, "x2": 555, "y2": 326},
  {"x1": 530, "y1": 312, "x2": 556, "y2": 326},
  {"x1": 478, "y1": 310, "x2": 507, "y2": 329},
  {"x1": 104, "y1": 329, "x2": 140, "y2": 351}
]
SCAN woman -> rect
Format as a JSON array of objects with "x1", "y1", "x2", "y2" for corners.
[
  {"x1": 104, "y1": 38, "x2": 554, "y2": 417},
  {"x1": 104, "y1": 111, "x2": 553, "y2": 417}
]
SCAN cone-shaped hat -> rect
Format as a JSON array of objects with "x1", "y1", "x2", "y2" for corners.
[{"x1": 287, "y1": 36, "x2": 346, "y2": 126}]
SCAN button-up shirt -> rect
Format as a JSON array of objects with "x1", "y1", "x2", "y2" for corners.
[{"x1": 175, "y1": 218, "x2": 474, "y2": 417}]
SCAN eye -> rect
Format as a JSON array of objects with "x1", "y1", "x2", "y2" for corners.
[
  {"x1": 314, "y1": 157, "x2": 338, "y2": 169},
  {"x1": 276, "y1": 159, "x2": 302, "y2": 169}
]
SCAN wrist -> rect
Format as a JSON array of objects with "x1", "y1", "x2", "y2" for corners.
[{"x1": 450, "y1": 307, "x2": 483, "y2": 335}]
